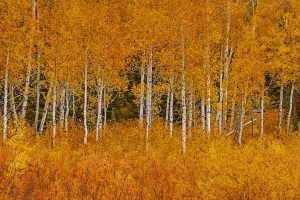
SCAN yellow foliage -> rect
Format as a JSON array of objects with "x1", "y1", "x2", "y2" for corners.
[{"x1": 0, "y1": 121, "x2": 299, "y2": 199}]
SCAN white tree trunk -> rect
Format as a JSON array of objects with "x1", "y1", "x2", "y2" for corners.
[
  {"x1": 188, "y1": 93, "x2": 193, "y2": 138},
  {"x1": 229, "y1": 100, "x2": 236, "y2": 131},
  {"x1": 278, "y1": 84, "x2": 283, "y2": 135},
  {"x1": 169, "y1": 77, "x2": 174, "y2": 137},
  {"x1": 52, "y1": 69, "x2": 57, "y2": 140},
  {"x1": 206, "y1": 75, "x2": 211, "y2": 134},
  {"x1": 145, "y1": 46, "x2": 153, "y2": 150},
  {"x1": 3, "y1": 49, "x2": 9, "y2": 141},
  {"x1": 59, "y1": 86, "x2": 66, "y2": 129},
  {"x1": 260, "y1": 96, "x2": 264, "y2": 136},
  {"x1": 34, "y1": 65, "x2": 41, "y2": 132},
  {"x1": 287, "y1": 83, "x2": 294, "y2": 133},
  {"x1": 139, "y1": 65, "x2": 145, "y2": 126},
  {"x1": 64, "y1": 86, "x2": 70, "y2": 132},
  {"x1": 181, "y1": 73, "x2": 187, "y2": 154},
  {"x1": 201, "y1": 94, "x2": 206, "y2": 133},
  {"x1": 238, "y1": 96, "x2": 246, "y2": 145},
  {"x1": 21, "y1": 58, "x2": 31, "y2": 120},
  {"x1": 10, "y1": 85, "x2": 18, "y2": 122},
  {"x1": 72, "y1": 91, "x2": 75, "y2": 119},
  {"x1": 165, "y1": 87, "x2": 170, "y2": 127},
  {"x1": 39, "y1": 83, "x2": 53, "y2": 134},
  {"x1": 103, "y1": 88, "x2": 107, "y2": 127},
  {"x1": 96, "y1": 81, "x2": 103, "y2": 142},
  {"x1": 218, "y1": 70, "x2": 223, "y2": 134},
  {"x1": 83, "y1": 56, "x2": 88, "y2": 145}
]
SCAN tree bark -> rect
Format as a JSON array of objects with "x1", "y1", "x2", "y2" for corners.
[
  {"x1": 39, "y1": 83, "x2": 53, "y2": 134},
  {"x1": 218, "y1": 69, "x2": 223, "y2": 134},
  {"x1": 201, "y1": 94, "x2": 206, "y2": 134},
  {"x1": 238, "y1": 96, "x2": 246, "y2": 145},
  {"x1": 34, "y1": 64, "x2": 41, "y2": 132},
  {"x1": 206, "y1": 75, "x2": 211, "y2": 134},
  {"x1": 181, "y1": 73, "x2": 187, "y2": 154},
  {"x1": 169, "y1": 76, "x2": 174, "y2": 137},
  {"x1": 277, "y1": 84, "x2": 284, "y2": 135},
  {"x1": 229, "y1": 99, "x2": 236, "y2": 132},
  {"x1": 21, "y1": 53, "x2": 32, "y2": 120},
  {"x1": 260, "y1": 96, "x2": 264, "y2": 136},
  {"x1": 165, "y1": 86, "x2": 170, "y2": 128},
  {"x1": 52, "y1": 68, "x2": 57, "y2": 140},
  {"x1": 145, "y1": 46, "x2": 153, "y2": 150},
  {"x1": 3, "y1": 49, "x2": 9, "y2": 141},
  {"x1": 188, "y1": 93, "x2": 193, "y2": 138},
  {"x1": 64, "y1": 86, "x2": 70, "y2": 132},
  {"x1": 10, "y1": 85, "x2": 18, "y2": 123},
  {"x1": 139, "y1": 62, "x2": 145, "y2": 126},
  {"x1": 96, "y1": 80, "x2": 103, "y2": 142},
  {"x1": 287, "y1": 83, "x2": 294, "y2": 133},
  {"x1": 83, "y1": 50, "x2": 89, "y2": 145},
  {"x1": 223, "y1": 0, "x2": 231, "y2": 126},
  {"x1": 59, "y1": 86, "x2": 66, "y2": 129},
  {"x1": 72, "y1": 91, "x2": 75, "y2": 119},
  {"x1": 103, "y1": 88, "x2": 107, "y2": 127}
]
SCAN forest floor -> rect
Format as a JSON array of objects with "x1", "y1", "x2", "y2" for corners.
[{"x1": 0, "y1": 115, "x2": 299, "y2": 199}]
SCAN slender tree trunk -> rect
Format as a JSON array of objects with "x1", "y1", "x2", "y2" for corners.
[
  {"x1": 10, "y1": 85, "x2": 18, "y2": 122},
  {"x1": 181, "y1": 73, "x2": 187, "y2": 154},
  {"x1": 287, "y1": 83, "x2": 294, "y2": 133},
  {"x1": 64, "y1": 86, "x2": 70, "y2": 132},
  {"x1": 52, "y1": 67, "x2": 57, "y2": 141},
  {"x1": 96, "y1": 81, "x2": 103, "y2": 142},
  {"x1": 72, "y1": 91, "x2": 75, "y2": 119},
  {"x1": 139, "y1": 64, "x2": 145, "y2": 126},
  {"x1": 188, "y1": 93, "x2": 193, "y2": 138},
  {"x1": 229, "y1": 100, "x2": 236, "y2": 132},
  {"x1": 169, "y1": 76, "x2": 174, "y2": 137},
  {"x1": 277, "y1": 84, "x2": 284, "y2": 135},
  {"x1": 218, "y1": 70, "x2": 223, "y2": 134},
  {"x1": 34, "y1": 65, "x2": 41, "y2": 132},
  {"x1": 83, "y1": 52, "x2": 88, "y2": 145},
  {"x1": 201, "y1": 94, "x2": 206, "y2": 133},
  {"x1": 206, "y1": 75, "x2": 211, "y2": 134},
  {"x1": 145, "y1": 46, "x2": 153, "y2": 150},
  {"x1": 181, "y1": 73, "x2": 186, "y2": 153},
  {"x1": 3, "y1": 49, "x2": 9, "y2": 141},
  {"x1": 39, "y1": 83, "x2": 53, "y2": 134},
  {"x1": 181, "y1": 27, "x2": 187, "y2": 154},
  {"x1": 165, "y1": 86, "x2": 170, "y2": 128},
  {"x1": 260, "y1": 96, "x2": 264, "y2": 136},
  {"x1": 59, "y1": 86, "x2": 66, "y2": 129},
  {"x1": 223, "y1": 0, "x2": 231, "y2": 127},
  {"x1": 238, "y1": 96, "x2": 246, "y2": 145},
  {"x1": 103, "y1": 88, "x2": 107, "y2": 127},
  {"x1": 21, "y1": 56, "x2": 31, "y2": 120}
]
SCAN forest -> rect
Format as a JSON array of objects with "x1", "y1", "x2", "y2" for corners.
[{"x1": 0, "y1": 0, "x2": 300, "y2": 199}]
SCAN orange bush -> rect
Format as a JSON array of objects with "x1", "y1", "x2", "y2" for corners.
[{"x1": 0, "y1": 121, "x2": 299, "y2": 199}]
